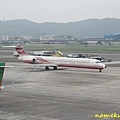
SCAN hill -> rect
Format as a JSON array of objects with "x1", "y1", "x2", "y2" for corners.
[{"x1": 0, "y1": 18, "x2": 120, "y2": 38}]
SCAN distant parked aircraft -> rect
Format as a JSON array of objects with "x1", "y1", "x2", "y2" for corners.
[{"x1": 2, "y1": 46, "x2": 16, "y2": 48}]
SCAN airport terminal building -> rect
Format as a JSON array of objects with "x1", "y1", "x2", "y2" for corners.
[{"x1": 104, "y1": 33, "x2": 120, "y2": 40}]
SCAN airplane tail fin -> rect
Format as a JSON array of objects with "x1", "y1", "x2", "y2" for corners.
[
  {"x1": 52, "y1": 51, "x2": 63, "y2": 57},
  {"x1": 15, "y1": 45, "x2": 27, "y2": 56},
  {"x1": 0, "y1": 62, "x2": 5, "y2": 91}
]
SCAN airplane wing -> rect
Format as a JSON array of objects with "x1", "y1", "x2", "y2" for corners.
[
  {"x1": 1, "y1": 46, "x2": 16, "y2": 48},
  {"x1": 0, "y1": 66, "x2": 14, "y2": 68},
  {"x1": 104, "y1": 61, "x2": 120, "y2": 67}
]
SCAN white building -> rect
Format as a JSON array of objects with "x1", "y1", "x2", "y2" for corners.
[
  {"x1": 22, "y1": 35, "x2": 32, "y2": 40},
  {"x1": 40, "y1": 35, "x2": 55, "y2": 40},
  {"x1": 0, "y1": 36, "x2": 9, "y2": 40}
]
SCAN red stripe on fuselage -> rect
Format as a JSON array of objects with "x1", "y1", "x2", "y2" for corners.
[
  {"x1": 57, "y1": 64, "x2": 104, "y2": 70},
  {"x1": 35, "y1": 57, "x2": 49, "y2": 62}
]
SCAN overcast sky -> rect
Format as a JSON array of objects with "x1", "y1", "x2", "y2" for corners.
[{"x1": 0, "y1": 0, "x2": 120, "y2": 23}]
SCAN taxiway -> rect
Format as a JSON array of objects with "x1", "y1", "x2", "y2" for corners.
[{"x1": 0, "y1": 61, "x2": 120, "y2": 120}]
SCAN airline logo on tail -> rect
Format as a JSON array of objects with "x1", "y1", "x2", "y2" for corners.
[{"x1": 15, "y1": 45, "x2": 27, "y2": 56}]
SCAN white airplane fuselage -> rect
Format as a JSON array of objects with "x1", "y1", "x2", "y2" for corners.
[{"x1": 18, "y1": 55, "x2": 106, "y2": 72}]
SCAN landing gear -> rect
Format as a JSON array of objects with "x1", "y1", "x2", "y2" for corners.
[
  {"x1": 45, "y1": 66, "x2": 57, "y2": 70},
  {"x1": 99, "y1": 69, "x2": 102, "y2": 72},
  {"x1": 53, "y1": 66, "x2": 57, "y2": 70},
  {"x1": 45, "y1": 66, "x2": 49, "y2": 70}
]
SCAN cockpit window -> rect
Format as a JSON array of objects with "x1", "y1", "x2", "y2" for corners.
[{"x1": 95, "y1": 61, "x2": 101, "y2": 63}]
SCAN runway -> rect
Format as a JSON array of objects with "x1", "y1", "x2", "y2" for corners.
[{"x1": 0, "y1": 62, "x2": 120, "y2": 120}]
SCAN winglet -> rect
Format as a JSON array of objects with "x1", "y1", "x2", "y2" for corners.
[
  {"x1": 0, "y1": 62, "x2": 13, "y2": 91},
  {"x1": 0, "y1": 62, "x2": 5, "y2": 91}
]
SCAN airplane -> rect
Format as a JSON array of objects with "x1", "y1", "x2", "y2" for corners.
[
  {"x1": 0, "y1": 62, "x2": 13, "y2": 91},
  {"x1": 15, "y1": 45, "x2": 106, "y2": 72}
]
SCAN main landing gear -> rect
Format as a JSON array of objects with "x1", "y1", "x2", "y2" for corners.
[
  {"x1": 45, "y1": 66, "x2": 49, "y2": 70},
  {"x1": 53, "y1": 66, "x2": 57, "y2": 70},
  {"x1": 45, "y1": 66, "x2": 57, "y2": 70}
]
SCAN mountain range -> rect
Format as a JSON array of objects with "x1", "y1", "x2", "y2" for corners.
[{"x1": 0, "y1": 18, "x2": 120, "y2": 38}]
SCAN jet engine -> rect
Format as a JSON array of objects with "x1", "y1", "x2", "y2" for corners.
[{"x1": 32, "y1": 58, "x2": 36, "y2": 62}]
